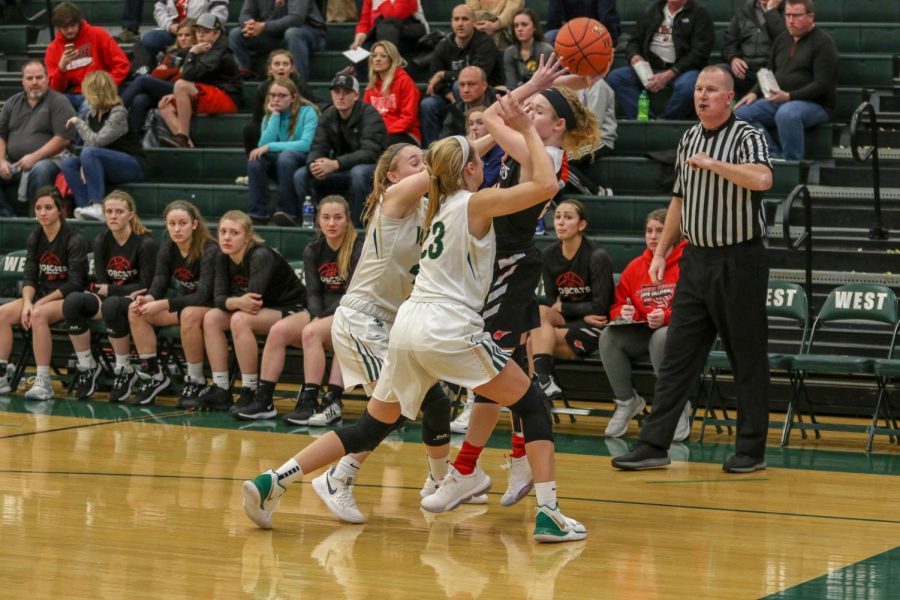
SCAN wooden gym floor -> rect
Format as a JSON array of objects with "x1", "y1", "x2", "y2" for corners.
[{"x1": 1, "y1": 393, "x2": 898, "y2": 599}]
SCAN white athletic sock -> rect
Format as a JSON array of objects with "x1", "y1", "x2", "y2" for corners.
[
  {"x1": 36, "y1": 365, "x2": 51, "y2": 378},
  {"x1": 535, "y1": 481, "x2": 558, "y2": 507},
  {"x1": 335, "y1": 455, "x2": 361, "y2": 481},
  {"x1": 427, "y1": 454, "x2": 450, "y2": 481},
  {"x1": 115, "y1": 354, "x2": 131, "y2": 371},
  {"x1": 275, "y1": 458, "x2": 304, "y2": 486},
  {"x1": 187, "y1": 362, "x2": 204, "y2": 381},
  {"x1": 212, "y1": 372, "x2": 229, "y2": 390},
  {"x1": 76, "y1": 350, "x2": 96, "y2": 369},
  {"x1": 242, "y1": 373, "x2": 258, "y2": 390}
]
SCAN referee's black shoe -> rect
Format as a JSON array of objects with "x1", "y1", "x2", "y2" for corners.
[
  {"x1": 722, "y1": 454, "x2": 766, "y2": 473},
  {"x1": 611, "y1": 442, "x2": 671, "y2": 470}
]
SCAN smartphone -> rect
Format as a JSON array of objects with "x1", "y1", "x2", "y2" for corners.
[{"x1": 65, "y1": 43, "x2": 74, "y2": 52}]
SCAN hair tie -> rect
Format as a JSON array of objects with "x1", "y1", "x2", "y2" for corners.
[{"x1": 540, "y1": 88, "x2": 577, "y2": 130}]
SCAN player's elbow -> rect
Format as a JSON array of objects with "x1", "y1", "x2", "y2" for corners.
[{"x1": 539, "y1": 177, "x2": 559, "y2": 199}]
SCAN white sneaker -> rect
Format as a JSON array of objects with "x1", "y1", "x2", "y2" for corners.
[
  {"x1": 312, "y1": 466, "x2": 365, "y2": 523},
  {"x1": 75, "y1": 202, "x2": 104, "y2": 221},
  {"x1": 308, "y1": 399, "x2": 342, "y2": 426},
  {"x1": 235, "y1": 175, "x2": 249, "y2": 186},
  {"x1": 500, "y1": 455, "x2": 533, "y2": 506},
  {"x1": 604, "y1": 392, "x2": 646, "y2": 438},
  {"x1": 533, "y1": 504, "x2": 587, "y2": 543},
  {"x1": 420, "y1": 466, "x2": 491, "y2": 513},
  {"x1": 421, "y1": 473, "x2": 488, "y2": 504},
  {"x1": 449, "y1": 401, "x2": 473, "y2": 434},
  {"x1": 24, "y1": 375, "x2": 54, "y2": 400},
  {"x1": 673, "y1": 401, "x2": 692, "y2": 442},
  {"x1": 242, "y1": 469, "x2": 286, "y2": 530},
  {"x1": 539, "y1": 375, "x2": 563, "y2": 398}
]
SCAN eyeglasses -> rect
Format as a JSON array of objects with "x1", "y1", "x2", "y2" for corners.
[{"x1": 268, "y1": 92, "x2": 292, "y2": 99}]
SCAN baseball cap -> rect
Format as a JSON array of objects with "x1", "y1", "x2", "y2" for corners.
[
  {"x1": 194, "y1": 13, "x2": 224, "y2": 31},
  {"x1": 330, "y1": 74, "x2": 360, "y2": 94}
]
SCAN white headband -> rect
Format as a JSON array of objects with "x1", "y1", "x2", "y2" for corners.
[{"x1": 452, "y1": 135, "x2": 470, "y2": 174}]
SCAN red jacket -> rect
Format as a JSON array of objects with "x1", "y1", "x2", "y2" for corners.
[
  {"x1": 609, "y1": 240, "x2": 687, "y2": 325},
  {"x1": 45, "y1": 21, "x2": 130, "y2": 94},
  {"x1": 363, "y1": 67, "x2": 421, "y2": 143},
  {"x1": 356, "y1": 0, "x2": 424, "y2": 35}
]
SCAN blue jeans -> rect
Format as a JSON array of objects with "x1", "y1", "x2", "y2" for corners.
[
  {"x1": 121, "y1": 75, "x2": 175, "y2": 131},
  {"x1": 606, "y1": 65, "x2": 699, "y2": 119},
  {"x1": 246, "y1": 150, "x2": 308, "y2": 219},
  {"x1": 61, "y1": 147, "x2": 144, "y2": 208},
  {"x1": 121, "y1": 0, "x2": 143, "y2": 30},
  {"x1": 141, "y1": 29, "x2": 176, "y2": 61},
  {"x1": 228, "y1": 26, "x2": 326, "y2": 81},
  {"x1": 419, "y1": 94, "x2": 451, "y2": 147},
  {"x1": 293, "y1": 163, "x2": 375, "y2": 226},
  {"x1": 734, "y1": 99, "x2": 829, "y2": 160}
]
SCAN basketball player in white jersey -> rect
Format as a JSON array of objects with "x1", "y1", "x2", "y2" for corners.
[{"x1": 243, "y1": 95, "x2": 586, "y2": 542}]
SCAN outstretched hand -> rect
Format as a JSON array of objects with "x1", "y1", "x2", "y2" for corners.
[
  {"x1": 495, "y1": 94, "x2": 532, "y2": 134},
  {"x1": 528, "y1": 53, "x2": 569, "y2": 91}
]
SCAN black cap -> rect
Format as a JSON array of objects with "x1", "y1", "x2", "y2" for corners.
[{"x1": 330, "y1": 74, "x2": 360, "y2": 94}]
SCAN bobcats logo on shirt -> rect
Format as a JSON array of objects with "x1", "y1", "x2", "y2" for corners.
[
  {"x1": 233, "y1": 275, "x2": 250, "y2": 292},
  {"x1": 318, "y1": 261, "x2": 345, "y2": 290},
  {"x1": 106, "y1": 256, "x2": 136, "y2": 284},
  {"x1": 39, "y1": 251, "x2": 67, "y2": 281},
  {"x1": 173, "y1": 267, "x2": 198, "y2": 291},
  {"x1": 555, "y1": 272, "x2": 590, "y2": 301}
]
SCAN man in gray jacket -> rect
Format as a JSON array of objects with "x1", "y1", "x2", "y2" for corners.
[
  {"x1": 289, "y1": 75, "x2": 387, "y2": 227},
  {"x1": 229, "y1": 0, "x2": 326, "y2": 80},
  {"x1": 722, "y1": 0, "x2": 786, "y2": 95}
]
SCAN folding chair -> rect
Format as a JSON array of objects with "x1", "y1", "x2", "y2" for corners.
[
  {"x1": 784, "y1": 283, "x2": 900, "y2": 449},
  {"x1": 699, "y1": 280, "x2": 809, "y2": 442}
]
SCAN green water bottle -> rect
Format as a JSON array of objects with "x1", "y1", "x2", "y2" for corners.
[{"x1": 637, "y1": 90, "x2": 650, "y2": 121}]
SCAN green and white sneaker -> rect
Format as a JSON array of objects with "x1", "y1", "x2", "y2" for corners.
[
  {"x1": 242, "y1": 469, "x2": 286, "y2": 530},
  {"x1": 533, "y1": 504, "x2": 587, "y2": 543}
]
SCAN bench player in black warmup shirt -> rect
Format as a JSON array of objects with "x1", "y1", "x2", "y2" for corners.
[
  {"x1": 201, "y1": 210, "x2": 307, "y2": 411},
  {"x1": 236, "y1": 195, "x2": 363, "y2": 423},
  {"x1": 0, "y1": 187, "x2": 89, "y2": 400},
  {"x1": 62, "y1": 191, "x2": 157, "y2": 401},
  {"x1": 532, "y1": 198, "x2": 614, "y2": 391},
  {"x1": 128, "y1": 200, "x2": 219, "y2": 406},
  {"x1": 447, "y1": 55, "x2": 602, "y2": 507}
]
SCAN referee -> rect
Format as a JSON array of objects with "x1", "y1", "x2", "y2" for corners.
[{"x1": 612, "y1": 65, "x2": 773, "y2": 473}]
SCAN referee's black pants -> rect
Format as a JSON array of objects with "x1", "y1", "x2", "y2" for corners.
[{"x1": 639, "y1": 239, "x2": 770, "y2": 459}]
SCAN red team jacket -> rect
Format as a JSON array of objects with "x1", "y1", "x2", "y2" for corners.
[
  {"x1": 45, "y1": 21, "x2": 130, "y2": 94},
  {"x1": 363, "y1": 67, "x2": 422, "y2": 143}
]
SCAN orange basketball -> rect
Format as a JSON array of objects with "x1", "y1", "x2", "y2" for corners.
[{"x1": 554, "y1": 18, "x2": 614, "y2": 77}]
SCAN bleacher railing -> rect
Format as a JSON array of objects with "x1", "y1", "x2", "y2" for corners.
[
  {"x1": 850, "y1": 98, "x2": 889, "y2": 240},
  {"x1": 781, "y1": 184, "x2": 813, "y2": 306}
]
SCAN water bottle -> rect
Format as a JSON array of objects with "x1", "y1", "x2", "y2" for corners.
[
  {"x1": 302, "y1": 197, "x2": 316, "y2": 230},
  {"x1": 637, "y1": 90, "x2": 650, "y2": 122},
  {"x1": 534, "y1": 215, "x2": 546, "y2": 236}
]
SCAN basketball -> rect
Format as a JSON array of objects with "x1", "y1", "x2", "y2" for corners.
[{"x1": 554, "y1": 18, "x2": 614, "y2": 77}]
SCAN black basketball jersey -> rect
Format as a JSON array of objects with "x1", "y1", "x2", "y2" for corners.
[
  {"x1": 23, "y1": 223, "x2": 89, "y2": 298},
  {"x1": 148, "y1": 239, "x2": 218, "y2": 311},
  {"x1": 303, "y1": 235, "x2": 363, "y2": 318},
  {"x1": 213, "y1": 243, "x2": 306, "y2": 310},
  {"x1": 92, "y1": 230, "x2": 157, "y2": 296},
  {"x1": 541, "y1": 237, "x2": 615, "y2": 321},
  {"x1": 493, "y1": 147, "x2": 567, "y2": 253}
]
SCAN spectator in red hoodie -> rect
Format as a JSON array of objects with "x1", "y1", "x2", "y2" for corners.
[
  {"x1": 44, "y1": 2, "x2": 131, "y2": 114},
  {"x1": 599, "y1": 208, "x2": 688, "y2": 440},
  {"x1": 351, "y1": 0, "x2": 429, "y2": 57},
  {"x1": 363, "y1": 40, "x2": 421, "y2": 146}
]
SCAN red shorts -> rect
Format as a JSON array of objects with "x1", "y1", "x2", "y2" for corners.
[{"x1": 193, "y1": 83, "x2": 237, "y2": 114}]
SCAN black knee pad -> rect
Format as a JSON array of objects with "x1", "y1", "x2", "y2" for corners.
[
  {"x1": 511, "y1": 344, "x2": 528, "y2": 373},
  {"x1": 101, "y1": 296, "x2": 133, "y2": 338},
  {"x1": 62, "y1": 292, "x2": 100, "y2": 335},
  {"x1": 509, "y1": 382, "x2": 554, "y2": 443},
  {"x1": 335, "y1": 410, "x2": 405, "y2": 453},
  {"x1": 420, "y1": 383, "x2": 451, "y2": 446}
]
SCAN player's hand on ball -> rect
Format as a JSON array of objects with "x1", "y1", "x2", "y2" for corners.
[{"x1": 529, "y1": 53, "x2": 568, "y2": 90}]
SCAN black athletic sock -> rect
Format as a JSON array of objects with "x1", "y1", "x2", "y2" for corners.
[
  {"x1": 326, "y1": 384, "x2": 343, "y2": 403},
  {"x1": 303, "y1": 383, "x2": 321, "y2": 396},
  {"x1": 533, "y1": 353, "x2": 554, "y2": 382},
  {"x1": 257, "y1": 380, "x2": 276, "y2": 403}
]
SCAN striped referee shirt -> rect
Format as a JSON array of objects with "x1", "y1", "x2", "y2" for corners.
[{"x1": 673, "y1": 114, "x2": 772, "y2": 247}]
